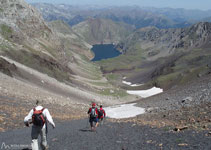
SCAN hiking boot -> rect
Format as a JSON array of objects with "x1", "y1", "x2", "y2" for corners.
[
  {"x1": 91, "y1": 127, "x2": 96, "y2": 132},
  {"x1": 42, "y1": 145, "x2": 49, "y2": 150}
]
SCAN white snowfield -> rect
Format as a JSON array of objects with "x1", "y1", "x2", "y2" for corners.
[
  {"x1": 130, "y1": 84, "x2": 144, "y2": 87},
  {"x1": 127, "y1": 87, "x2": 163, "y2": 98},
  {"x1": 122, "y1": 81, "x2": 132, "y2": 85},
  {"x1": 104, "y1": 103, "x2": 145, "y2": 119},
  {"x1": 122, "y1": 80, "x2": 143, "y2": 87}
]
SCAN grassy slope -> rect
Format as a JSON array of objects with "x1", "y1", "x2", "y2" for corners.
[{"x1": 99, "y1": 47, "x2": 211, "y2": 90}]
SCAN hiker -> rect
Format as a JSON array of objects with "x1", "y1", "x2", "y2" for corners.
[
  {"x1": 87, "y1": 102, "x2": 98, "y2": 131},
  {"x1": 24, "y1": 100, "x2": 55, "y2": 150},
  {"x1": 97, "y1": 105, "x2": 106, "y2": 125}
]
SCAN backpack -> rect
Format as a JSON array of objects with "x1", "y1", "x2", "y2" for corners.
[
  {"x1": 90, "y1": 108, "x2": 97, "y2": 118},
  {"x1": 98, "y1": 109, "x2": 104, "y2": 118},
  {"x1": 32, "y1": 108, "x2": 45, "y2": 126}
]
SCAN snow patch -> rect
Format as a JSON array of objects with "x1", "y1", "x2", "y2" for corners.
[
  {"x1": 122, "y1": 81, "x2": 132, "y2": 85},
  {"x1": 104, "y1": 103, "x2": 145, "y2": 119},
  {"x1": 130, "y1": 83, "x2": 144, "y2": 87},
  {"x1": 127, "y1": 87, "x2": 163, "y2": 98},
  {"x1": 122, "y1": 80, "x2": 144, "y2": 87}
]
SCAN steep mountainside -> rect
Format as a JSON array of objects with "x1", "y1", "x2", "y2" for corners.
[
  {"x1": 0, "y1": 0, "x2": 72, "y2": 79},
  {"x1": 0, "y1": 0, "x2": 135, "y2": 109},
  {"x1": 98, "y1": 22, "x2": 211, "y2": 89},
  {"x1": 121, "y1": 22, "x2": 211, "y2": 60},
  {"x1": 72, "y1": 18, "x2": 134, "y2": 45}
]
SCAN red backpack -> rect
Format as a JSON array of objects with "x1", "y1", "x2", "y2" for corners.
[
  {"x1": 98, "y1": 109, "x2": 104, "y2": 118},
  {"x1": 32, "y1": 108, "x2": 45, "y2": 126}
]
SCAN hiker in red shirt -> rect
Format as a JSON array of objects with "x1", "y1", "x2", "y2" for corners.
[
  {"x1": 97, "y1": 105, "x2": 106, "y2": 125},
  {"x1": 87, "y1": 102, "x2": 99, "y2": 131}
]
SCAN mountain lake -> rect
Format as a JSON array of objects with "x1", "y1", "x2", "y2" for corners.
[{"x1": 91, "y1": 44, "x2": 121, "y2": 61}]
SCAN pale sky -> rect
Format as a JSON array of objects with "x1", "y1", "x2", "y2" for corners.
[{"x1": 26, "y1": 0, "x2": 211, "y2": 10}]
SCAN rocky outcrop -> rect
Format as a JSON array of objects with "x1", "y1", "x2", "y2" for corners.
[
  {"x1": 0, "y1": 0, "x2": 87, "y2": 77},
  {"x1": 0, "y1": 57, "x2": 18, "y2": 77},
  {"x1": 0, "y1": 0, "x2": 72, "y2": 83},
  {"x1": 0, "y1": 0, "x2": 51, "y2": 39},
  {"x1": 120, "y1": 22, "x2": 211, "y2": 60}
]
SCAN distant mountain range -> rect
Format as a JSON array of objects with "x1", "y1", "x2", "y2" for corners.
[
  {"x1": 32, "y1": 3, "x2": 211, "y2": 29},
  {"x1": 142, "y1": 7, "x2": 211, "y2": 23}
]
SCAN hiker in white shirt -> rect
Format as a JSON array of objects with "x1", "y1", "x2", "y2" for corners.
[{"x1": 24, "y1": 100, "x2": 55, "y2": 150}]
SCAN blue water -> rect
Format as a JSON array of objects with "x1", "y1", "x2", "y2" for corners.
[{"x1": 91, "y1": 44, "x2": 121, "y2": 61}]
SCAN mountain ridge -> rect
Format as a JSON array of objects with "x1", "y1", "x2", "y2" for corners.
[
  {"x1": 72, "y1": 18, "x2": 135, "y2": 45},
  {"x1": 32, "y1": 3, "x2": 209, "y2": 29}
]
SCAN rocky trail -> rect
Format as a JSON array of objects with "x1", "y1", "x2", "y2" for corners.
[{"x1": 0, "y1": 119, "x2": 211, "y2": 150}]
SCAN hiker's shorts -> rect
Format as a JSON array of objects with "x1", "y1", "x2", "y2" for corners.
[
  {"x1": 31, "y1": 125, "x2": 47, "y2": 150},
  {"x1": 89, "y1": 117, "x2": 98, "y2": 127},
  {"x1": 89, "y1": 117, "x2": 98, "y2": 123}
]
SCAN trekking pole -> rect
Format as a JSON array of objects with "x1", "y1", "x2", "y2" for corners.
[
  {"x1": 86, "y1": 116, "x2": 90, "y2": 128},
  {"x1": 46, "y1": 121, "x2": 48, "y2": 139},
  {"x1": 104, "y1": 116, "x2": 107, "y2": 124}
]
